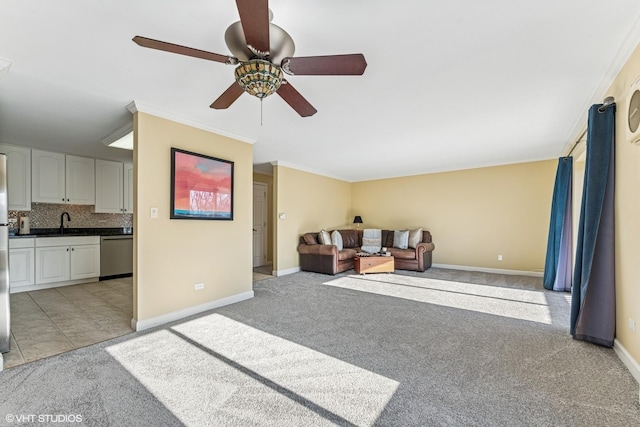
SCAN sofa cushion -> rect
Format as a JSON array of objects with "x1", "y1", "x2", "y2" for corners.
[
  {"x1": 393, "y1": 230, "x2": 409, "y2": 249},
  {"x1": 339, "y1": 229, "x2": 360, "y2": 248},
  {"x1": 383, "y1": 230, "x2": 395, "y2": 248},
  {"x1": 408, "y1": 228, "x2": 423, "y2": 249},
  {"x1": 303, "y1": 233, "x2": 318, "y2": 245},
  {"x1": 388, "y1": 248, "x2": 417, "y2": 260},
  {"x1": 338, "y1": 248, "x2": 358, "y2": 261},
  {"x1": 331, "y1": 230, "x2": 344, "y2": 250},
  {"x1": 319, "y1": 229, "x2": 331, "y2": 245}
]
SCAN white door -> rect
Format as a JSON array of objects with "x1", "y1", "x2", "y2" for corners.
[{"x1": 253, "y1": 183, "x2": 267, "y2": 267}]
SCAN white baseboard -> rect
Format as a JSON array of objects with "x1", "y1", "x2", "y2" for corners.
[
  {"x1": 614, "y1": 339, "x2": 640, "y2": 402},
  {"x1": 131, "y1": 291, "x2": 254, "y2": 332},
  {"x1": 274, "y1": 266, "x2": 300, "y2": 277},
  {"x1": 614, "y1": 339, "x2": 640, "y2": 382},
  {"x1": 432, "y1": 263, "x2": 543, "y2": 277}
]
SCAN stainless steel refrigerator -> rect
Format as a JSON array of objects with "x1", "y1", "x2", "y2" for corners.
[{"x1": 0, "y1": 153, "x2": 10, "y2": 354}]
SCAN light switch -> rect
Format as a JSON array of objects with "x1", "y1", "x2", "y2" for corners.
[
  {"x1": 278, "y1": 213, "x2": 286, "y2": 220},
  {"x1": 150, "y1": 207, "x2": 158, "y2": 219}
]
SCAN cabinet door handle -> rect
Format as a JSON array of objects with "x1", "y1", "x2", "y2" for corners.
[{"x1": 66, "y1": 248, "x2": 69, "y2": 252}]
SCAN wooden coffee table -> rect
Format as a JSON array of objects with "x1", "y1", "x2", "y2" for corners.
[{"x1": 354, "y1": 255, "x2": 394, "y2": 274}]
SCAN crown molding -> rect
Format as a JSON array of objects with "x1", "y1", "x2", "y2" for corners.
[
  {"x1": 562, "y1": 12, "x2": 640, "y2": 154},
  {"x1": 126, "y1": 101, "x2": 256, "y2": 145}
]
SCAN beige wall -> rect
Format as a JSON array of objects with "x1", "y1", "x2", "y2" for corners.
[
  {"x1": 352, "y1": 160, "x2": 557, "y2": 272},
  {"x1": 253, "y1": 172, "x2": 274, "y2": 264},
  {"x1": 603, "y1": 42, "x2": 640, "y2": 364},
  {"x1": 273, "y1": 165, "x2": 352, "y2": 273},
  {"x1": 134, "y1": 112, "x2": 253, "y2": 321}
]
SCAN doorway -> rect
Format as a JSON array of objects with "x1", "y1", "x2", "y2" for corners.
[{"x1": 253, "y1": 182, "x2": 268, "y2": 268}]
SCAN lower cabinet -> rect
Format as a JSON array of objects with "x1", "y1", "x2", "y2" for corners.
[
  {"x1": 9, "y1": 238, "x2": 36, "y2": 290},
  {"x1": 35, "y1": 236, "x2": 100, "y2": 285}
]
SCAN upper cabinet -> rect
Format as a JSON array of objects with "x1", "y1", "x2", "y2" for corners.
[
  {"x1": 123, "y1": 163, "x2": 134, "y2": 214},
  {"x1": 32, "y1": 150, "x2": 95, "y2": 205},
  {"x1": 0, "y1": 144, "x2": 32, "y2": 211},
  {"x1": 95, "y1": 160, "x2": 133, "y2": 214},
  {"x1": 65, "y1": 155, "x2": 95, "y2": 204}
]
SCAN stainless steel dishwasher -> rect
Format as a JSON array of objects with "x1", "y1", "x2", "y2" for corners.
[{"x1": 100, "y1": 235, "x2": 133, "y2": 278}]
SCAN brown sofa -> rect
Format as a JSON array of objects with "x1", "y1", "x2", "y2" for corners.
[{"x1": 298, "y1": 229, "x2": 435, "y2": 275}]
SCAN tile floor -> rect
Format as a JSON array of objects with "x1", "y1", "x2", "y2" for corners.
[
  {"x1": 4, "y1": 268, "x2": 272, "y2": 370},
  {"x1": 252, "y1": 264, "x2": 273, "y2": 282},
  {"x1": 4, "y1": 277, "x2": 134, "y2": 369}
]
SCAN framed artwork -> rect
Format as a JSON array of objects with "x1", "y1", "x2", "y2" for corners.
[{"x1": 170, "y1": 148, "x2": 234, "y2": 220}]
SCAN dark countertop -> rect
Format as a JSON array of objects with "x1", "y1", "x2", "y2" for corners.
[{"x1": 10, "y1": 227, "x2": 133, "y2": 239}]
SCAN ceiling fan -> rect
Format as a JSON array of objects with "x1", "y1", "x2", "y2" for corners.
[{"x1": 133, "y1": 0, "x2": 367, "y2": 117}]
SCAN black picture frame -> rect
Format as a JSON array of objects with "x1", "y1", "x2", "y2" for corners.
[{"x1": 170, "y1": 148, "x2": 234, "y2": 220}]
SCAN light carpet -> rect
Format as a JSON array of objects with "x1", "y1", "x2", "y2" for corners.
[{"x1": 0, "y1": 268, "x2": 638, "y2": 426}]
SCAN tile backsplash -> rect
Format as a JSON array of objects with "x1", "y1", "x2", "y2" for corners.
[{"x1": 9, "y1": 203, "x2": 132, "y2": 232}]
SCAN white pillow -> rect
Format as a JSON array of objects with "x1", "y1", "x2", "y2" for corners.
[
  {"x1": 408, "y1": 228, "x2": 423, "y2": 249},
  {"x1": 319, "y1": 229, "x2": 331, "y2": 245},
  {"x1": 393, "y1": 230, "x2": 409, "y2": 249},
  {"x1": 331, "y1": 230, "x2": 343, "y2": 250}
]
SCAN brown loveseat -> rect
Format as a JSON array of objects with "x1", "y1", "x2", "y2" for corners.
[{"x1": 298, "y1": 229, "x2": 435, "y2": 275}]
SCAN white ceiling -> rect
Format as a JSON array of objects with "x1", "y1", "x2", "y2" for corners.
[{"x1": 1, "y1": 1, "x2": 640, "y2": 181}]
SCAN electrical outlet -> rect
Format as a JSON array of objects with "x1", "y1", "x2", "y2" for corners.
[
  {"x1": 195, "y1": 283, "x2": 204, "y2": 290},
  {"x1": 629, "y1": 318, "x2": 636, "y2": 333},
  {"x1": 498, "y1": 255, "x2": 503, "y2": 261},
  {"x1": 8, "y1": 218, "x2": 16, "y2": 224}
]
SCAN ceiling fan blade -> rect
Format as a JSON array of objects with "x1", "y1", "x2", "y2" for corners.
[
  {"x1": 133, "y1": 36, "x2": 238, "y2": 65},
  {"x1": 277, "y1": 81, "x2": 317, "y2": 117},
  {"x1": 282, "y1": 54, "x2": 367, "y2": 75},
  {"x1": 235, "y1": 0, "x2": 270, "y2": 55},
  {"x1": 210, "y1": 82, "x2": 245, "y2": 109}
]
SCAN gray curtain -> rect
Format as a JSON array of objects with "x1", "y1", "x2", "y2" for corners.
[
  {"x1": 570, "y1": 103, "x2": 616, "y2": 347},
  {"x1": 543, "y1": 157, "x2": 573, "y2": 291}
]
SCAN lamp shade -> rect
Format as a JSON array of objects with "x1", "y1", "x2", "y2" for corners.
[
  {"x1": 353, "y1": 216, "x2": 363, "y2": 224},
  {"x1": 234, "y1": 59, "x2": 283, "y2": 99}
]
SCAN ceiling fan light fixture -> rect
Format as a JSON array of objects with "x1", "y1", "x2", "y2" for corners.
[{"x1": 234, "y1": 59, "x2": 283, "y2": 99}]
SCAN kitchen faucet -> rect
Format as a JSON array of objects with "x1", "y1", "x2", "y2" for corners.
[{"x1": 60, "y1": 212, "x2": 71, "y2": 234}]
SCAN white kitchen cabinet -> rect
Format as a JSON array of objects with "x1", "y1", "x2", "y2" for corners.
[
  {"x1": 9, "y1": 238, "x2": 35, "y2": 289},
  {"x1": 32, "y1": 150, "x2": 95, "y2": 204},
  {"x1": 0, "y1": 144, "x2": 31, "y2": 211},
  {"x1": 32, "y1": 149, "x2": 65, "y2": 203},
  {"x1": 95, "y1": 160, "x2": 133, "y2": 214},
  {"x1": 35, "y1": 246, "x2": 70, "y2": 284},
  {"x1": 65, "y1": 155, "x2": 95, "y2": 204},
  {"x1": 35, "y1": 236, "x2": 100, "y2": 285},
  {"x1": 123, "y1": 162, "x2": 134, "y2": 214},
  {"x1": 69, "y1": 244, "x2": 101, "y2": 279}
]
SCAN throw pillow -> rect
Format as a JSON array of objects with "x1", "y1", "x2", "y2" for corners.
[
  {"x1": 393, "y1": 230, "x2": 409, "y2": 249},
  {"x1": 331, "y1": 230, "x2": 343, "y2": 250},
  {"x1": 319, "y1": 229, "x2": 331, "y2": 245},
  {"x1": 303, "y1": 233, "x2": 318, "y2": 245},
  {"x1": 361, "y1": 228, "x2": 382, "y2": 253},
  {"x1": 408, "y1": 228, "x2": 423, "y2": 249}
]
